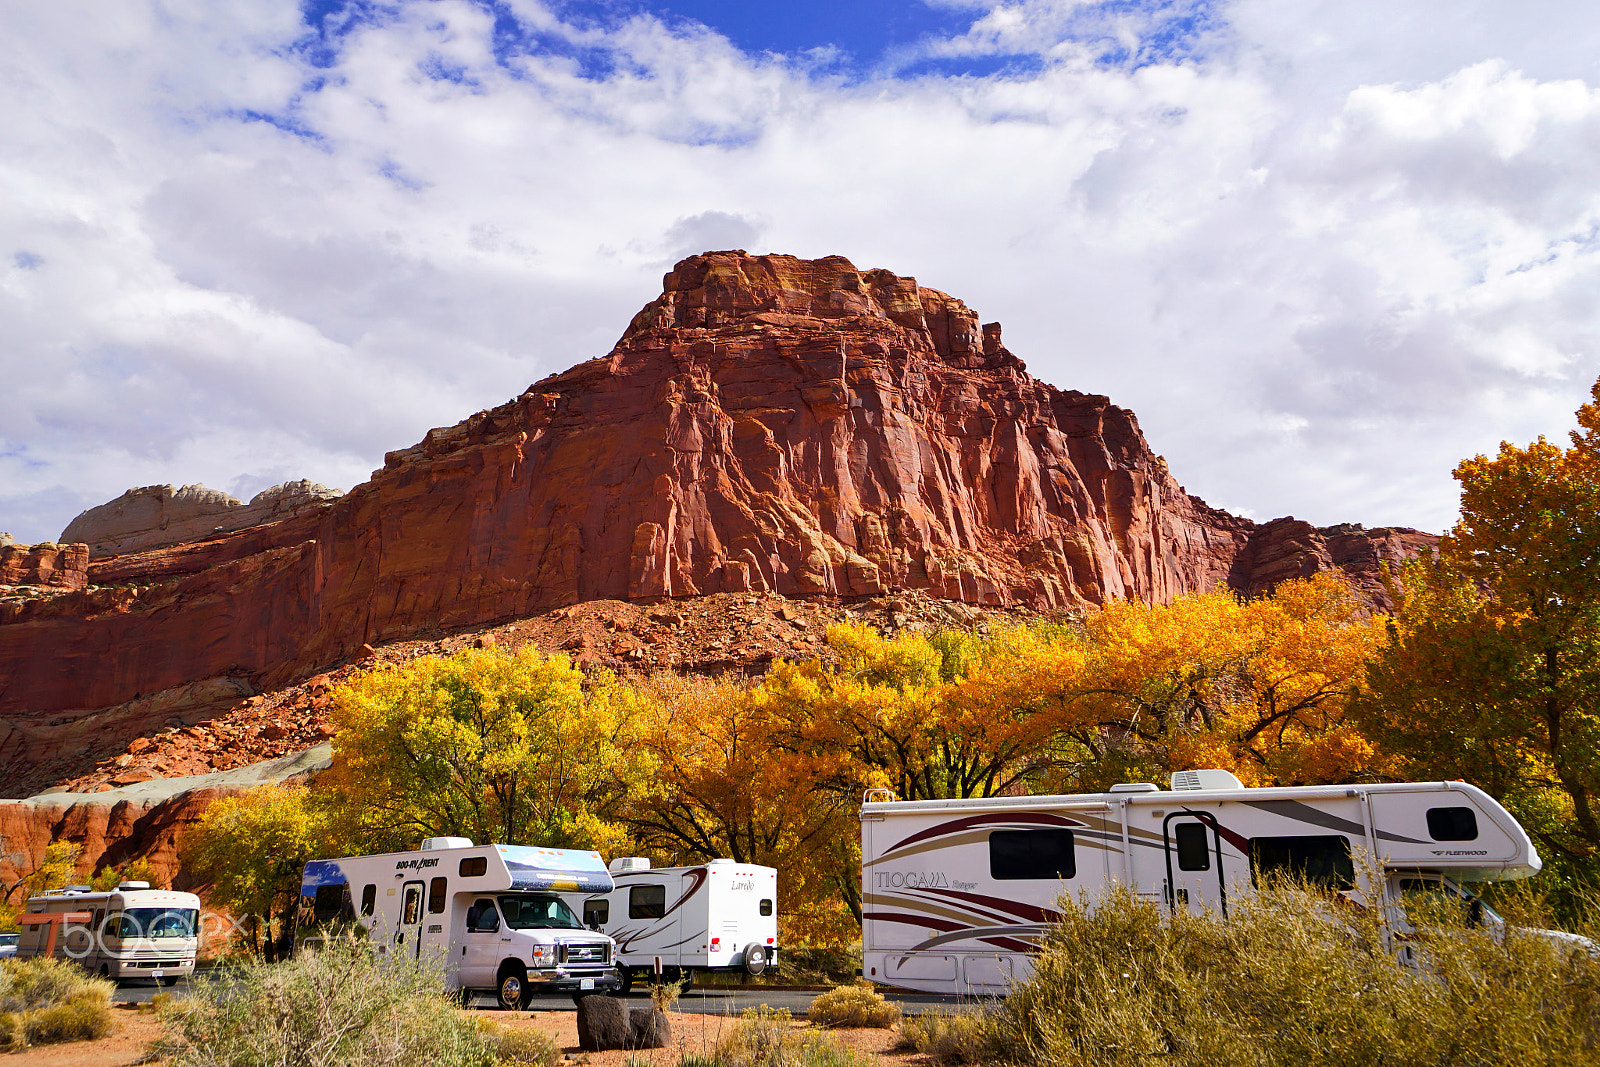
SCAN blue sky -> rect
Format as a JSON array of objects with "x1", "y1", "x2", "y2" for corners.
[{"x1": 3, "y1": 0, "x2": 1600, "y2": 544}]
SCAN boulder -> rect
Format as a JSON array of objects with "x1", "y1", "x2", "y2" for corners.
[
  {"x1": 627, "y1": 1007, "x2": 672, "y2": 1050},
  {"x1": 576, "y1": 994, "x2": 629, "y2": 1051}
]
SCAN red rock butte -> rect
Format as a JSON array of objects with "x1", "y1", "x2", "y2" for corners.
[{"x1": 0, "y1": 252, "x2": 1433, "y2": 732}]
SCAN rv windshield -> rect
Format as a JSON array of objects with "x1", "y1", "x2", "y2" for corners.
[
  {"x1": 116, "y1": 908, "x2": 198, "y2": 939},
  {"x1": 498, "y1": 895, "x2": 582, "y2": 930}
]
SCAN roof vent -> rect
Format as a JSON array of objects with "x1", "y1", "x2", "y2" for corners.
[
  {"x1": 608, "y1": 857, "x2": 651, "y2": 872},
  {"x1": 117, "y1": 881, "x2": 151, "y2": 891},
  {"x1": 1170, "y1": 769, "x2": 1245, "y2": 792},
  {"x1": 420, "y1": 836, "x2": 474, "y2": 851},
  {"x1": 65, "y1": 885, "x2": 92, "y2": 894},
  {"x1": 1109, "y1": 782, "x2": 1160, "y2": 794}
]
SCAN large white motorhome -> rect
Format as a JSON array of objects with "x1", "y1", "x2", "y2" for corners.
[
  {"x1": 579, "y1": 858, "x2": 778, "y2": 991},
  {"x1": 296, "y1": 838, "x2": 622, "y2": 1008},
  {"x1": 861, "y1": 770, "x2": 1544, "y2": 993},
  {"x1": 16, "y1": 882, "x2": 200, "y2": 985}
]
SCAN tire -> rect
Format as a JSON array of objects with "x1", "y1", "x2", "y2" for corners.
[
  {"x1": 497, "y1": 965, "x2": 529, "y2": 1011},
  {"x1": 665, "y1": 966, "x2": 694, "y2": 991},
  {"x1": 162, "y1": 976, "x2": 180, "y2": 988},
  {"x1": 98, "y1": 964, "x2": 110, "y2": 978},
  {"x1": 611, "y1": 966, "x2": 633, "y2": 996},
  {"x1": 743, "y1": 943, "x2": 769, "y2": 977}
]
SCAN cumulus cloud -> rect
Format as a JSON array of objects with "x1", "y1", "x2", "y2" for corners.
[{"x1": 2, "y1": 0, "x2": 1599, "y2": 545}]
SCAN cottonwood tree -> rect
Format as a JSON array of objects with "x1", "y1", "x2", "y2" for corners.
[{"x1": 1360, "y1": 377, "x2": 1600, "y2": 887}]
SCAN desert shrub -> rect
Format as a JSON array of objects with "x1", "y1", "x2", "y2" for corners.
[
  {"x1": 806, "y1": 984, "x2": 901, "y2": 1029},
  {"x1": 160, "y1": 931, "x2": 498, "y2": 1067},
  {"x1": 985, "y1": 882, "x2": 1600, "y2": 1067},
  {"x1": 473, "y1": 1018, "x2": 559, "y2": 1066},
  {"x1": 779, "y1": 947, "x2": 860, "y2": 986},
  {"x1": 893, "y1": 1011, "x2": 992, "y2": 1065},
  {"x1": 699, "y1": 1005, "x2": 873, "y2": 1067},
  {"x1": 0, "y1": 956, "x2": 115, "y2": 1050}
]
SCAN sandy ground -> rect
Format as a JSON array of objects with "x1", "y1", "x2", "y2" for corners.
[{"x1": 2, "y1": 1004, "x2": 920, "y2": 1066}]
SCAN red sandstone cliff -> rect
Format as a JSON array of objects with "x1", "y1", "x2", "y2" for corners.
[{"x1": 0, "y1": 253, "x2": 1434, "y2": 737}]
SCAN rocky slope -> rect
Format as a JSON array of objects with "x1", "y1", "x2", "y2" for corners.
[{"x1": 0, "y1": 251, "x2": 1436, "y2": 798}]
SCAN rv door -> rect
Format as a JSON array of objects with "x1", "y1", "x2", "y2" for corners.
[
  {"x1": 1163, "y1": 812, "x2": 1228, "y2": 917},
  {"x1": 397, "y1": 881, "x2": 425, "y2": 960}
]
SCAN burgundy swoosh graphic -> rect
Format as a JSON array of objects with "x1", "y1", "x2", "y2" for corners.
[
  {"x1": 913, "y1": 888, "x2": 1063, "y2": 925},
  {"x1": 885, "y1": 812, "x2": 1082, "y2": 855}
]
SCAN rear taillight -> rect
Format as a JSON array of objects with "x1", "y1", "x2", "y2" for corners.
[
  {"x1": 766, "y1": 937, "x2": 774, "y2": 944},
  {"x1": 710, "y1": 937, "x2": 721, "y2": 949}
]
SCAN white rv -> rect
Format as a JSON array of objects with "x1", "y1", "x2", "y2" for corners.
[
  {"x1": 580, "y1": 858, "x2": 778, "y2": 992},
  {"x1": 861, "y1": 770, "x2": 1544, "y2": 993},
  {"x1": 296, "y1": 838, "x2": 622, "y2": 1008},
  {"x1": 16, "y1": 882, "x2": 200, "y2": 985}
]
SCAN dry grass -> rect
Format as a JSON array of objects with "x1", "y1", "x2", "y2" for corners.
[
  {"x1": 0, "y1": 957, "x2": 115, "y2": 1050},
  {"x1": 157, "y1": 930, "x2": 499, "y2": 1067},
  {"x1": 678, "y1": 1006, "x2": 876, "y2": 1067},
  {"x1": 807, "y1": 986, "x2": 901, "y2": 1030},
  {"x1": 984, "y1": 882, "x2": 1600, "y2": 1067},
  {"x1": 892, "y1": 1011, "x2": 991, "y2": 1065}
]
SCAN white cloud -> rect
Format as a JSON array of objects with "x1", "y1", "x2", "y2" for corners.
[{"x1": 3, "y1": 0, "x2": 1600, "y2": 545}]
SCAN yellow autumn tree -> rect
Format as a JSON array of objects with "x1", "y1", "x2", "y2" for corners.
[
  {"x1": 181, "y1": 783, "x2": 336, "y2": 960},
  {"x1": 622, "y1": 674, "x2": 857, "y2": 946},
  {"x1": 1000, "y1": 572, "x2": 1390, "y2": 789},
  {"x1": 318, "y1": 646, "x2": 653, "y2": 855}
]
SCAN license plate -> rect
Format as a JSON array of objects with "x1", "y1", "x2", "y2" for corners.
[
  {"x1": 580, "y1": 979, "x2": 594, "y2": 990},
  {"x1": 152, "y1": 971, "x2": 164, "y2": 978}
]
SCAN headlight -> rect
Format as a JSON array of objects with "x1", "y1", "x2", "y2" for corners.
[{"x1": 528, "y1": 944, "x2": 555, "y2": 964}]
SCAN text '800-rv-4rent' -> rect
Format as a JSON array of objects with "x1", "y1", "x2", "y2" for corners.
[
  {"x1": 295, "y1": 838, "x2": 621, "y2": 1009},
  {"x1": 861, "y1": 770, "x2": 1544, "y2": 994}
]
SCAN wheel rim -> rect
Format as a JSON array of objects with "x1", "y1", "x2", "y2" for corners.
[{"x1": 500, "y1": 975, "x2": 522, "y2": 1006}]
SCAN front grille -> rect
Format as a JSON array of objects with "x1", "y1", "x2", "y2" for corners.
[{"x1": 561, "y1": 942, "x2": 610, "y2": 965}]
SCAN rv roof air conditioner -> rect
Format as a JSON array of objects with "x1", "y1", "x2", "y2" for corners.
[
  {"x1": 1170, "y1": 769, "x2": 1245, "y2": 792},
  {"x1": 1108, "y1": 782, "x2": 1160, "y2": 794},
  {"x1": 609, "y1": 857, "x2": 651, "y2": 872},
  {"x1": 419, "y1": 836, "x2": 474, "y2": 851},
  {"x1": 117, "y1": 881, "x2": 151, "y2": 890}
]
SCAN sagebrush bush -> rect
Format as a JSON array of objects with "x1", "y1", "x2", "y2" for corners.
[
  {"x1": 893, "y1": 1010, "x2": 992, "y2": 1065},
  {"x1": 806, "y1": 984, "x2": 901, "y2": 1029},
  {"x1": 985, "y1": 882, "x2": 1600, "y2": 1067},
  {"x1": 0, "y1": 956, "x2": 115, "y2": 1050},
  {"x1": 698, "y1": 1005, "x2": 873, "y2": 1067},
  {"x1": 160, "y1": 930, "x2": 499, "y2": 1067},
  {"x1": 473, "y1": 1017, "x2": 558, "y2": 1066}
]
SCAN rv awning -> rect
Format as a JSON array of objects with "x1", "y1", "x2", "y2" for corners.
[{"x1": 496, "y1": 845, "x2": 614, "y2": 894}]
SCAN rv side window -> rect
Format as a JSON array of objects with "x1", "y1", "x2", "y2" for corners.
[
  {"x1": 428, "y1": 877, "x2": 448, "y2": 914},
  {"x1": 102, "y1": 913, "x2": 121, "y2": 938},
  {"x1": 989, "y1": 829, "x2": 1076, "y2": 880},
  {"x1": 360, "y1": 884, "x2": 376, "y2": 917},
  {"x1": 313, "y1": 884, "x2": 345, "y2": 924},
  {"x1": 629, "y1": 885, "x2": 667, "y2": 919},
  {"x1": 467, "y1": 899, "x2": 500, "y2": 933},
  {"x1": 759, "y1": 899, "x2": 773, "y2": 917},
  {"x1": 402, "y1": 885, "x2": 423, "y2": 925},
  {"x1": 1426, "y1": 807, "x2": 1479, "y2": 841},
  {"x1": 1174, "y1": 823, "x2": 1211, "y2": 871},
  {"x1": 1248, "y1": 835, "x2": 1354, "y2": 889},
  {"x1": 459, "y1": 857, "x2": 487, "y2": 877},
  {"x1": 584, "y1": 900, "x2": 609, "y2": 927}
]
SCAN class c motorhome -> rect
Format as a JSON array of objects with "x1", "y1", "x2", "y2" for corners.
[
  {"x1": 579, "y1": 858, "x2": 778, "y2": 991},
  {"x1": 861, "y1": 771, "x2": 1545, "y2": 994},
  {"x1": 296, "y1": 838, "x2": 622, "y2": 1009},
  {"x1": 16, "y1": 882, "x2": 200, "y2": 985}
]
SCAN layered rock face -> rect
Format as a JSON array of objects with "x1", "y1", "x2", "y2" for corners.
[
  {"x1": 0, "y1": 252, "x2": 1433, "y2": 724},
  {"x1": 61, "y1": 480, "x2": 343, "y2": 558}
]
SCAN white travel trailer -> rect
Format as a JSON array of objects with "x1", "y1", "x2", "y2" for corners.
[
  {"x1": 296, "y1": 838, "x2": 622, "y2": 1008},
  {"x1": 16, "y1": 882, "x2": 200, "y2": 985},
  {"x1": 580, "y1": 858, "x2": 778, "y2": 992},
  {"x1": 861, "y1": 770, "x2": 1544, "y2": 993}
]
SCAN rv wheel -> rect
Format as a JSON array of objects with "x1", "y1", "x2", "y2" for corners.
[
  {"x1": 612, "y1": 966, "x2": 632, "y2": 996},
  {"x1": 743, "y1": 944, "x2": 769, "y2": 977},
  {"x1": 497, "y1": 965, "x2": 529, "y2": 1011},
  {"x1": 162, "y1": 976, "x2": 180, "y2": 988},
  {"x1": 98, "y1": 964, "x2": 110, "y2": 978}
]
